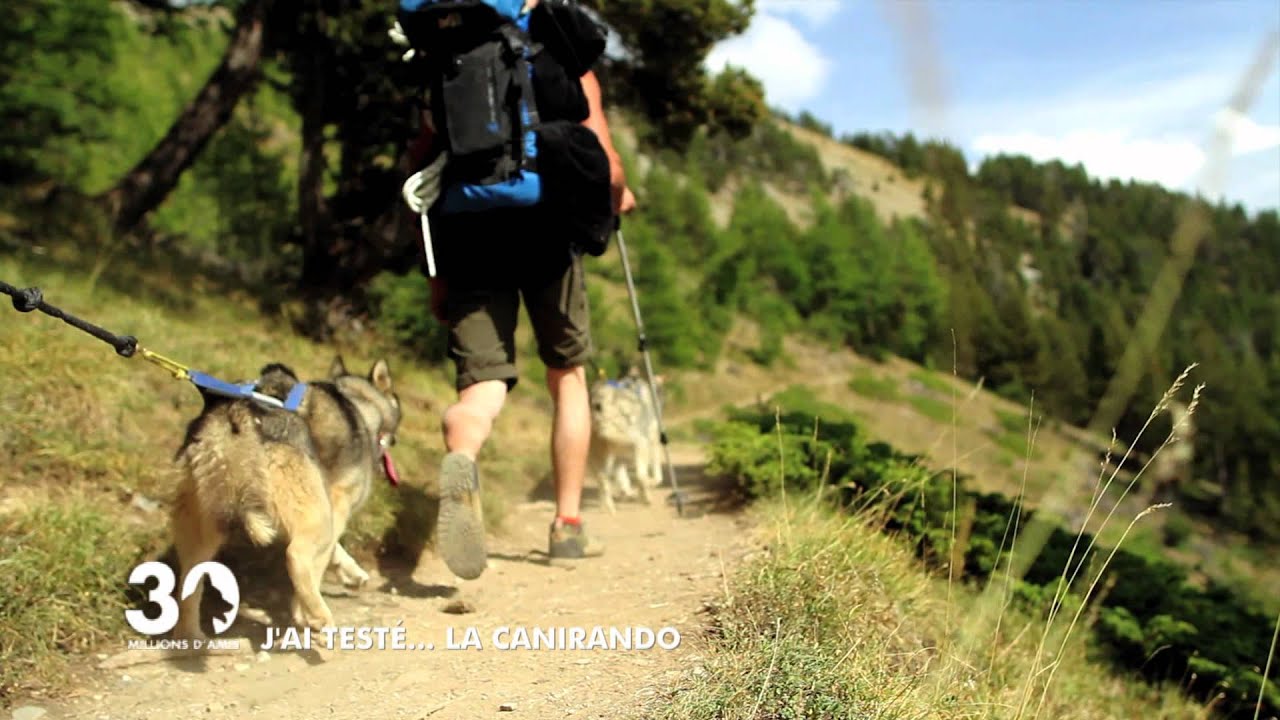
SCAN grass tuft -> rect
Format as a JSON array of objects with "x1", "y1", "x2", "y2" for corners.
[
  {"x1": 0, "y1": 501, "x2": 159, "y2": 699},
  {"x1": 849, "y1": 370, "x2": 901, "y2": 402},
  {"x1": 909, "y1": 394, "x2": 953, "y2": 423}
]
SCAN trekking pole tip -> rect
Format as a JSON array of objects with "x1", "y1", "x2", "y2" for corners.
[{"x1": 668, "y1": 491, "x2": 688, "y2": 516}]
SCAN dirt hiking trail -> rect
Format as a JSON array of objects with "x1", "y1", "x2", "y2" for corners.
[{"x1": 27, "y1": 444, "x2": 751, "y2": 720}]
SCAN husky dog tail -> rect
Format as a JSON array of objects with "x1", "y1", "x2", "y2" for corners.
[{"x1": 240, "y1": 497, "x2": 278, "y2": 547}]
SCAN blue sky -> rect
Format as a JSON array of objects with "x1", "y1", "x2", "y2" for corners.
[{"x1": 706, "y1": 0, "x2": 1280, "y2": 214}]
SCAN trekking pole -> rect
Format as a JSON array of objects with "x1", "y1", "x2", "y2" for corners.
[{"x1": 613, "y1": 226, "x2": 687, "y2": 517}]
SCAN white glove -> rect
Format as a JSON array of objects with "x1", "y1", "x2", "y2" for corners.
[
  {"x1": 389, "y1": 19, "x2": 409, "y2": 46},
  {"x1": 401, "y1": 152, "x2": 448, "y2": 215},
  {"x1": 388, "y1": 19, "x2": 416, "y2": 61},
  {"x1": 403, "y1": 152, "x2": 449, "y2": 277}
]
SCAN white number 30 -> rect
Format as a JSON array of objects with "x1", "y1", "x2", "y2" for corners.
[{"x1": 125, "y1": 561, "x2": 240, "y2": 636}]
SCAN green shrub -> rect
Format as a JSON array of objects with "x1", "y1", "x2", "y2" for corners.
[
  {"x1": 988, "y1": 427, "x2": 1042, "y2": 460},
  {"x1": 706, "y1": 399, "x2": 1280, "y2": 719},
  {"x1": 366, "y1": 271, "x2": 448, "y2": 363},
  {"x1": 993, "y1": 408, "x2": 1031, "y2": 435}
]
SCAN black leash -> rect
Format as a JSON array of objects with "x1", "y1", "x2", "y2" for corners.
[
  {"x1": 2, "y1": 278, "x2": 306, "y2": 411},
  {"x1": 1, "y1": 280, "x2": 138, "y2": 357}
]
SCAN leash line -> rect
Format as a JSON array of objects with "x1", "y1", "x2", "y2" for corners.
[
  {"x1": 2, "y1": 280, "x2": 139, "y2": 358},
  {"x1": 2, "y1": 278, "x2": 303, "y2": 412}
]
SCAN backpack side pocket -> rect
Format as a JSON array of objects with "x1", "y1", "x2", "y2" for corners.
[{"x1": 438, "y1": 41, "x2": 514, "y2": 158}]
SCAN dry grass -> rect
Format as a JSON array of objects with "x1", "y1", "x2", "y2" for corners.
[
  {"x1": 651, "y1": 497, "x2": 1206, "y2": 720},
  {"x1": 779, "y1": 124, "x2": 932, "y2": 226}
]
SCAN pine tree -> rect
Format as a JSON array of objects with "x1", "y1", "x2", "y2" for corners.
[{"x1": 0, "y1": 0, "x2": 121, "y2": 183}]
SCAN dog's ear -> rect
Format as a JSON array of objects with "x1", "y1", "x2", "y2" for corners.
[
  {"x1": 370, "y1": 359, "x2": 393, "y2": 393},
  {"x1": 330, "y1": 355, "x2": 348, "y2": 379}
]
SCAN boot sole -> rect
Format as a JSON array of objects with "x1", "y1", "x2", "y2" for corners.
[{"x1": 438, "y1": 453, "x2": 487, "y2": 580}]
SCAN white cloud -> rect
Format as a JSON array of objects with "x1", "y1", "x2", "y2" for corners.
[
  {"x1": 1236, "y1": 156, "x2": 1280, "y2": 209},
  {"x1": 971, "y1": 130, "x2": 1207, "y2": 189},
  {"x1": 955, "y1": 65, "x2": 1239, "y2": 141},
  {"x1": 706, "y1": 12, "x2": 832, "y2": 108},
  {"x1": 1215, "y1": 108, "x2": 1280, "y2": 155},
  {"x1": 756, "y1": 0, "x2": 843, "y2": 25},
  {"x1": 958, "y1": 44, "x2": 1280, "y2": 210}
]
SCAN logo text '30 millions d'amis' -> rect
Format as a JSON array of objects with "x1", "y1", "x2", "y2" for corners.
[{"x1": 124, "y1": 561, "x2": 241, "y2": 650}]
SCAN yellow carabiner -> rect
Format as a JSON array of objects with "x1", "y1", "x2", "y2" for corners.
[{"x1": 138, "y1": 348, "x2": 191, "y2": 381}]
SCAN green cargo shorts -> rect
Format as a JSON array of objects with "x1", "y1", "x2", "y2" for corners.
[{"x1": 443, "y1": 251, "x2": 592, "y2": 391}]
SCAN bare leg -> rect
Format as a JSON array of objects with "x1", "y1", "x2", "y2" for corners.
[
  {"x1": 547, "y1": 366, "x2": 590, "y2": 520},
  {"x1": 442, "y1": 380, "x2": 508, "y2": 458},
  {"x1": 546, "y1": 365, "x2": 605, "y2": 558}
]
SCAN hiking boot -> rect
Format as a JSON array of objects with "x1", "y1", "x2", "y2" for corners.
[
  {"x1": 437, "y1": 452, "x2": 487, "y2": 580},
  {"x1": 548, "y1": 520, "x2": 605, "y2": 559}
]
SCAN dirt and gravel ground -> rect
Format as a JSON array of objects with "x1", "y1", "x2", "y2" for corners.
[{"x1": 13, "y1": 446, "x2": 751, "y2": 720}]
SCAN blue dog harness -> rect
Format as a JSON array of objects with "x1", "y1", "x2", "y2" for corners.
[{"x1": 186, "y1": 370, "x2": 307, "y2": 412}]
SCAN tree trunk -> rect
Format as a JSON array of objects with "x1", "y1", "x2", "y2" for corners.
[{"x1": 98, "y1": 0, "x2": 267, "y2": 232}]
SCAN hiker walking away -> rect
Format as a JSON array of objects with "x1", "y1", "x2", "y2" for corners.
[{"x1": 394, "y1": 0, "x2": 636, "y2": 580}]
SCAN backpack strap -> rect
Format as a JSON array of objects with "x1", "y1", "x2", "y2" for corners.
[{"x1": 496, "y1": 21, "x2": 542, "y2": 172}]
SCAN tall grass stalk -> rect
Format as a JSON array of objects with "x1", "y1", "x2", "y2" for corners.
[
  {"x1": 1050, "y1": 379, "x2": 1201, "y2": 641},
  {"x1": 1258, "y1": 607, "x2": 1280, "y2": 720},
  {"x1": 1015, "y1": 370, "x2": 1201, "y2": 717},
  {"x1": 774, "y1": 406, "x2": 791, "y2": 541},
  {"x1": 987, "y1": 399, "x2": 1040, "y2": 674},
  {"x1": 1046, "y1": 367, "x2": 1197, "y2": 627},
  {"x1": 940, "y1": 37, "x2": 1280, "y2": 708},
  {"x1": 1031, "y1": 503, "x2": 1172, "y2": 719},
  {"x1": 948, "y1": 329, "x2": 959, "y2": 640}
]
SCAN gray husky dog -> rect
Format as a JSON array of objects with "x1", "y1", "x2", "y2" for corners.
[
  {"x1": 588, "y1": 369, "x2": 664, "y2": 514},
  {"x1": 169, "y1": 357, "x2": 402, "y2": 638}
]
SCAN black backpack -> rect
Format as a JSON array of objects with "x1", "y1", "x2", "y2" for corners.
[{"x1": 396, "y1": 0, "x2": 616, "y2": 255}]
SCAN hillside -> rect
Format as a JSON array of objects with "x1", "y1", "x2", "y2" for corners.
[
  {"x1": 631, "y1": 104, "x2": 1280, "y2": 540},
  {"x1": 671, "y1": 113, "x2": 1280, "y2": 597}
]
